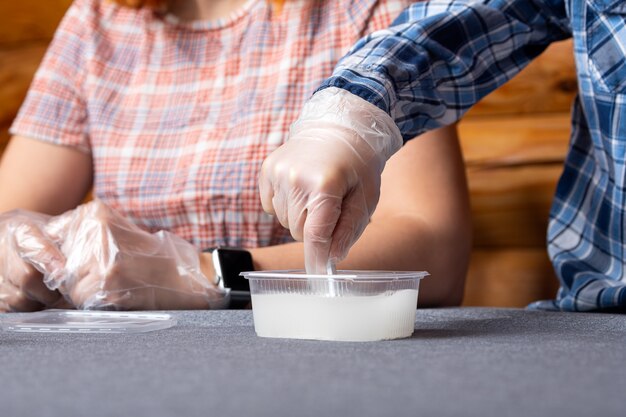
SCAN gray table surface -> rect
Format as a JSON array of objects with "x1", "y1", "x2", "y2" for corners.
[{"x1": 1, "y1": 308, "x2": 625, "y2": 417}]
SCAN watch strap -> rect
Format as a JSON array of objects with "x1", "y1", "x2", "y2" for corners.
[{"x1": 203, "y1": 247, "x2": 253, "y2": 309}]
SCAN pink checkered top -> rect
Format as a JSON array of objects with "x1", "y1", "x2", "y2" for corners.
[{"x1": 11, "y1": 0, "x2": 412, "y2": 249}]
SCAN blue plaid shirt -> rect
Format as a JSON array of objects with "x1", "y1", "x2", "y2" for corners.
[{"x1": 318, "y1": 0, "x2": 626, "y2": 311}]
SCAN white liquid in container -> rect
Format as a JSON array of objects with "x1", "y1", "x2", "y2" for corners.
[{"x1": 251, "y1": 289, "x2": 418, "y2": 342}]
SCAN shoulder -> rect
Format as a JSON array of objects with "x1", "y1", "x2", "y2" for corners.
[
  {"x1": 64, "y1": 0, "x2": 151, "y2": 37},
  {"x1": 346, "y1": 0, "x2": 417, "y2": 34},
  {"x1": 62, "y1": 0, "x2": 156, "y2": 69},
  {"x1": 55, "y1": 1, "x2": 155, "y2": 82}
]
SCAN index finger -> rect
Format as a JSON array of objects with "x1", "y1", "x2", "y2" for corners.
[{"x1": 302, "y1": 195, "x2": 342, "y2": 274}]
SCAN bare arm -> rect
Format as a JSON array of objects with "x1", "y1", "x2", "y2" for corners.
[
  {"x1": 0, "y1": 136, "x2": 93, "y2": 214},
  {"x1": 249, "y1": 124, "x2": 471, "y2": 306}
]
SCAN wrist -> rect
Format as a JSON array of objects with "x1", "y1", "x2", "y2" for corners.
[
  {"x1": 295, "y1": 87, "x2": 402, "y2": 161},
  {"x1": 202, "y1": 247, "x2": 254, "y2": 309}
]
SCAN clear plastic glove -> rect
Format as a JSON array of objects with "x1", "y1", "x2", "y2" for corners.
[
  {"x1": 42, "y1": 201, "x2": 227, "y2": 310},
  {"x1": 0, "y1": 211, "x2": 66, "y2": 312},
  {"x1": 260, "y1": 87, "x2": 403, "y2": 273}
]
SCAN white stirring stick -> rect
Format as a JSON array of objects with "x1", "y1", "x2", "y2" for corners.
[{"x1": 326, "y1": 261, "x2": 337, "y2": 296}]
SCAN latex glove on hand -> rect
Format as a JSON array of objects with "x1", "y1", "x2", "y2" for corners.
[
  {"x1": 44, "y1": 201, "x2": 227, "y2": 310},
  {"x1": 260, "y1": 87, "x2": 403, "y2": 274},
  {"x1": 0, "y1": 211, "x2": 66, "y2": 312}
]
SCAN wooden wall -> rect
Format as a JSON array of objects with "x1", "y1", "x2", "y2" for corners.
[
  {"x1": 459, "y1": 40, "x2": 575, "y2": 306},
  {"x1": 0, "y1": 2, "x2": 576, "y2": 307}
]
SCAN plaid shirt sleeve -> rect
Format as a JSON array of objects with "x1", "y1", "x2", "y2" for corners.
[
  {"x1": 9, "y1": 0, "x2": 91, "y2": 153},
  {"x1": 317, "y1": 0, "x2": 572, "y2": 141}
]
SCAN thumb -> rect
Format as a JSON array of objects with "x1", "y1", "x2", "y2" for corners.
[{"x1": 12, "y1": 221, "x2": 66, "y2": 278}]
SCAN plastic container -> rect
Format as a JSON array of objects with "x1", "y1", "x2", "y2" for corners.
[
  {"x1": 242, "y1": 270, "x2": 428, "y2": 342},
  {"x1": 0, "y1": 310, "x2": 176, "y2": 334}
]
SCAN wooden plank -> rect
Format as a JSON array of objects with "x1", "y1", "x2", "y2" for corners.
[
  {"x1": 0, "y1": 0, "x2": 73, "y2": 46},
  {"x1": 0, "y1": 44, "x2": 48, "y2": 126},
  {"x1": 468, "y1": 163, "x2": 563, "y2": 247},
  {"x1": 466, "y1": 40, "x2": 577, "y2": 117},
  {"x1": 459, "y1": 113, "x2": 570, "y2": 166},
  {"x1": 463, "y1": 247, "x2": 560, "y2": 307},
  {"x1": 460, "y1": 113, "x2": 570, "y2": 247}
]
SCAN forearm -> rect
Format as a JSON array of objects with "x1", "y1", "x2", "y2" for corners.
[
  {"x1": 318, "y1": 0, "x2": 571, "y2": 140},
  {"x1": 249, "y1": 214, "x2": 469, "y2": 306},
  {"x1": 0, "y1": 136, "x2": 93, "y2": 215}
]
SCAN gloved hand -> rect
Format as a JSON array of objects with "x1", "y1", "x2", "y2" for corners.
[
  {"x1": 259, "y1": 87, "x2": 403, "y2": 274},
  {"x1": 43, "y1": 201, "x2": 227, "y2": 310},
  {"x1": 0, "y1": 211, "x2": 66, "y2": 312}
]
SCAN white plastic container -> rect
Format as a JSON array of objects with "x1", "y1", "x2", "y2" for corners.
[{"x1": 242, "y1": 270, "x2": 428, "y2": 342}]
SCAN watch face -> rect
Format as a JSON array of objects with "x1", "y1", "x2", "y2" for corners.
[{"x1": 216, "y1": 249, "x2": 253, "y2": 292}]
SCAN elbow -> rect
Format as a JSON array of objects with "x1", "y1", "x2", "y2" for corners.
[
  {"x1": 439, "y1": 226, "x2": 472, "y2": 307},
  {"x1": 420, "y1": 255, "x2": 469, "y2": 308},
  {"x1": 353, "y1": 207, "x2": 472, "y2": 307},
  {"x1": 435, "y1": 271, "x2": 466, "y2": 307},
  {"x1": 413, "y1": 214, "x2": 472, "y2": 308}
]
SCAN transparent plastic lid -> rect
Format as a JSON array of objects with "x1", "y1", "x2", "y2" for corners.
[{"x1": 0, "y1": 310, "x2": 176, "y2": 334}]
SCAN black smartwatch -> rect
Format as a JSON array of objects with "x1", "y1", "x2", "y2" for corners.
[{"x1": 203, "y1": 247, "x2": 253, "y2": 309}]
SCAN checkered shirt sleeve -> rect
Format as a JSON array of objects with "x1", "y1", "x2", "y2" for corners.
[
  {"x1": 318, "y1": 0, "x2": 626, "y2": 312},
  {"x1": 318, "y1": 0, "x2": 571, "y2": 141},
  {"x1": 10, "y1": 0, "x2": 92, "y2": 153}
]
